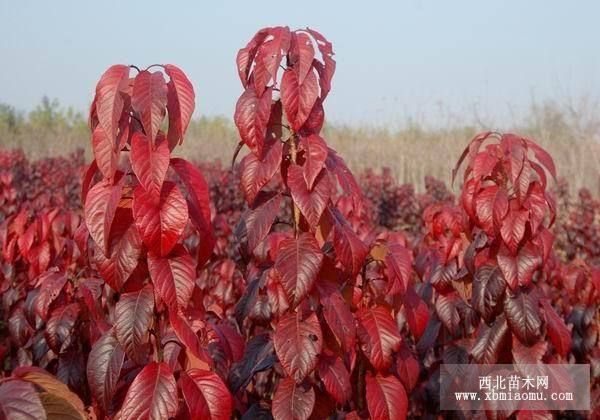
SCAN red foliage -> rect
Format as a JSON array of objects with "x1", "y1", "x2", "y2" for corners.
[{"x1": 0, "y1": 28, "x2": 598, "y2": 420}]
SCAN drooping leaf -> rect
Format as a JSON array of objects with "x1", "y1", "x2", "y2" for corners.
[
  {"x1": 475, "y1": 184, "x2": 508, "y2": 235},
  {"x1": 164, "y1": 64, "x2": 195, "y2": 147},
  {"x1": 271, "y1": 378, "x2": 315, "y2": 420},
  {"x1": 119, "y1": 362, "x2": 178, "y2": 420},
  {"x1": 402, "y1": 286, "x2": 430, "y2": 341},
  {"x1": 540, "y1": 300, "x2": 571, "y2": 358},
  {"x1": 500, "y1": 207, "x2": 529, "y2": 254},
  {"x1": 133, "y1": 181, "x2": 188, "y2": 256},
  {"x1": 317, "y1": 355, "x2": 351, "y2": 404},
  {"x1": 385, "y1": 243, "x2": 413, "y2": 295},
  {"x1": 280, "y1": 68, "x2": 319, "y2": 131},
  {"x1": 180, "y1": 369, "x2": 232, "y2": 420},
  {"x1": 46, "y1": 303, "x2": 79, "y2": 353},
  {"x1": 95, "y1": 65, "x2": 130, "y2": 141},
  {"x1": 130, "y1": 132, "x2": 170, "y2": 197},
  {"x1": 131, "y1": 70, "x2": 168, "y2": 143},
  {"x1": 84, "y1": 176, "x2": 124, "y2": 255},
  {"x1": 365, "y1": 373, "x2": 408, "y2": 420},
  {"x1": 273, "y1": 311, "x2": 322, "y2": 383},
  {"x1": 168, "y1": 307, "x2": 211, "y2": 364},
  {"x1": 356, "y1": 306, "x2": 401, "y2": 370},
  {"x1": 0, "y1": 380, "x2": 45, "y2": 420},
  {"x1": 512, "y1": 334, "x2": 547, "y2": 365},
  {"x1": 322, "y1": 292, "x2": 356, "y2": 353},
  {"x1": 34, "y1": 270, "x2": 67, "y2": 321},
  {"x1": 396, "y1": 343, "x2": 420, "y2": 392},
  {"x1": 234, "y1": 86, "x2": 273, "y2": 156},
  {"x1": 497, "y1": 242, "x2": 541, "y2": 290},
  {"x1": 274, "y1": 232, "x2": 323, "y2": 307},
  {"x1": 332, "y1": 215, "x2": 368, "y2": 278},
  {"x1": 148, "y1": 244, "x2": 195, "y2": 308},
  {"x1": 504, "y1": 288, "x2": 542, "y2": 346},
  {"x1": 472, "y1": 264, "x2": 506, "y2": 323},
  {"x1": 240, "y1": 139, "x2": 283, "y2": 205},
  {"x1": 114, "y1": 284, "x2": 154, "y2": 364},
  {"x1": 300, "y1": 134, "x2": 328, "y2": 189},
  {"x1": 470, "y1": 315, "x2": 509, "y2": 364},
  {"x1": 92, "y1": 124, "x2": 119, "y2": 180},
  {"x1": 287, "y1": 164, "x2": 330, "y2": 227},
  {"x1": 235, "y1": 192, "x2": 282, "y2": 255},
  {"x1": 435, "y1": 292, "x2": 461, "y2": 334}
]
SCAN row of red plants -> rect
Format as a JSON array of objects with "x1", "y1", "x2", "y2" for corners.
[{"x1": 0, "y1": 26, "x2": 598, "y2": 419}]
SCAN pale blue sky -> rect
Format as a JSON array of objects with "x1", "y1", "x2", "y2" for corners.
[{"x1": 1, "y1": 0, "x2": 598, "y2": 126}]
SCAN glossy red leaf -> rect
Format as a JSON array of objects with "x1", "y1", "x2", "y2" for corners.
[
  {"x1": 332, "y1": 219, "x2": 368, "y2": 277},
  {"x1": 95, "y1": 65, "x2": 130, "y2": 141},
  {"x1": 119, "y1": 362, "x2": 178, "y2": 420},
  {"x1": 92, "y1": 207, "x2": 142, "y2": 291},
  {"x1": 240, "y1": 139, "x2": 283, "y2": 205},
  {"x1": 497, "y1": 242, "x2": 541, "y2": 290},
  {"x1": 133, "y1": 181, "x2": 188, "y2": 256},
  {"x1": 46, "y1": 303, "x2": 79, "y2": 352},
  {"x1": 92, "y1": 124, "x2": 118, "y2": 180},
  {"x1": 86, "y1": 329, "x2": 125, "y2": 410},
  {"x1": 541, "y1": 299, "x2": 571, "y2": 358},
  {"x1": 306, "y1": 28, "x2": 336, "y2": 100},
  {"x1": 475, "y1": 184, "x2": 508, "y2": 234},
  {"x1": 164, "y1": 64, "x2": 195, "y2": 147},
  {"x1": 322, "y1": 292, "x2": 356, "y2": 353},
  {"x1": 236, "y1": 192, "x2": 282, "y2": 254},
  {"x1": 271, "y1": 377, "x2": 315, "y2": 420},
  {"x1": 365, "y1": 373, "x2": 408, "y2": 420},
  {"x1": 356, "y1": 306, "x2": 401, "y2": 371},
  {"x1": 472, "y1": 264, "x2": 506, "y2": 323},
  {"x1": 84, "y1": 176, "x2": 124, "y2": 255},
  {"x1": 281, "y1": 67, "x2": 319, "y2": 131},
  {"x1": 236, "y1": 28, "x2": 269, "y2": 87},
  {"x1": 130, "y1": 132, "x2": 170, "y2": 196},
  {"x1": 132, "y1": 70, "x2": 168, "y2": 143},
  {"x1": 234, "y1": 86, "x2": 273, "y2": 155},
  {"x1": 274, "y1": 232, "x2": 323, "y2": 307},
  {"x1": 0, "y1": 380, "x2": 45, "y2": 420},
  {"x1": 115, "y1": 284, "x2": 154, "y2": 364},
  {"x1": 34, "y1": 270, "x2": 67, "y2": 321},
  {"x1": 317, "y1": 355, "x2": 351, "y2": 404},
  {"x1": 396, "y1": 344, "x2": 420, "y2": 392},
  {"x1": 504, "y1": 288, "x2": 542, "y2": 346},
  {"x1": 148, "y1": 244, "x2": 195, "y2": 308},
  {"x1": 402, "y1": 286, "x2": 429, "y2": 341},
  {"x1": 300, "y1": 134, "x2": 328, "y2": 190},
  {"x1": 180, "y1": 369, "x2": 233, "y2": 420},
  {"x1": 287, "y1": 164, "x2": 330, "y2": 226},
  {"x1": 273, "y1": 311, "x2": 322, "y2": 383},
  {"x1": 169, "y1": 307, "x2": 211, "y2": 364},
  {"x1": 471, "y1": 315, "x2": 509, "y2": 364},
  {"x1": 385, "y1": 243, "x2": 413, "y2": 295},
  {"x1": 252, "y1": 27, "x2": 291, "y2": 94},
  {"x1": 500, "y1": 207, "x2": 529, "y2": 254}
]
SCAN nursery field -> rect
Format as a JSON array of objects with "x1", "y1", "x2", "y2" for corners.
[{"x1": 0, "y1": 26, "x2": 598, "y2": 419}]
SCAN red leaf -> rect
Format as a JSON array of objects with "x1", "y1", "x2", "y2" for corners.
[
  {"x1": 234, "y1": 86, "x2": 273, "y2": 156},
  {"x1": 512, "y1": 334, "x2": 547, "y2": 365},
  {"x1": 84, "y1": 176, "x2": 124, "y2": 255},
  {"x1": 322, "y1": 292, "x2": 356, "y2": 353},
  {"x1": 356, "y1": 306, "x2": 401, "y2": 370},
  {"x1": 293, "y1": 32, "x2": 315, "y2": 85},
  {"x1": 300, "y1": 134, "x2": 328, "y2": 189},
  {"x1": 500, "y1": 206, "x2": 529, "y2": 254},
  {"x1": 332, "y1": 218, "x2": 368, "y2": 277},
  {"x1": 115, "y1": 284, "x2": 154, "y2": 364},
  {"x1": 497, "y1": 242, "x2": 541, "y2": 290},
  {"x1": 236, "y1": 28, "x2": 269, "y2": 87},
  {"x1": 164, "y1": 64, "x2": 195, "y2": 148},
  {"x1": 274, "y1": 232, "x2": 323, "y2": 307},
  {"x1": 92, "y1": 207, "x2": 142, "y2": 291},
  {"x1": 252, "y1": 27, "x2": 291, "y2": 94},
  {"x1": 541, "y1": 299, "x2": 571, "y2": 358},
  {"x1": 402, "y1": 286, "x2": 429, "y2": 341},
  {"x1": 272, "y1": 377, "x2": 315, "y2": 420},
  {"x1": 92, "y1": 125, "x2": 118, "y2": 180},
  {"x1": 306, "y1": 28, "x2": 336, "y2": 100},
  {"x1": 236, "y1": 192, "x2": 282, "y2": 254},
  {"x1": 132, "y1": 70, "x2": 168, "y2": 143},
  {"x1": 240, "y1": 139, "x2": 283, "y2": 205},
  {"x1": 148, "y1": 244, "x2": 195, "y2": 308},
  {"x1": 317, "y1": 355, "x2": 351, "y2": 404},
  {"x1": 46, "y1": 303, "x2": 79, "y2": 353},
  {"x1": 287, "y1": 164, "x2": 330, "y2": 227},
  {"x1": 0, "y1": 379, "x2": 45, "y2": 419},
  {"x1": 86, "y1": 329, "x2": 125, "y2": 410},
  {"x1": 365, "y1": 373, "x2": 408, "y2": 420},
  {"x1": 130, "y1": 132, "x2": 170, "y2": 196},
  {"x1": 119, "y1": 362, "x2": 178, "y2": 420},
  {"x1": 525, "y1": 138, "x2": 556, "y2": 180},
  {"x1": 169, "y1": 307, "x2": 211, "y2": 364},
  {"x1": 281, "y1": 68, "x2": 319, "y2": 131},
  {"x1": 472, "y1": 264, "x2": 506, "y2": 323},
  {"x1": 180, "y1": 369, "x2": 233, "y2": 420},
  {"x1": 273, "y1": 311, "x2": 322, "y2": 383},
  {"x1": 133, "y1": 181, "x2": 188, "y2": 256},
  {"x1": 504, "y1": 288, "x2": 542, "y2": 346},
  {"x1": 396, "y1": 343, "x2": 420, "y2": 392},
  {"x1": 34, "y1": 270, "x2": 67, "y2": 321},
  {"x1": 96, "y1": 65, "x2": 130, "y2": 141},
  {"x1": 475, "y1": 184, "x2": 508, "y2": 235},
  {"x1": 385, "y1": 243, "x2": 413, "y2": 295},
  {"x1": 471, "y1": 315, "x2": 509, "y2": 364}
]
